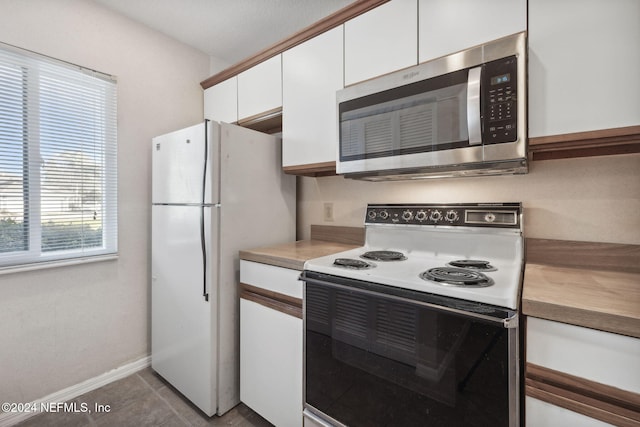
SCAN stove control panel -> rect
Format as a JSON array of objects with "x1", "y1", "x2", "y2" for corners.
[{"x1": 365, "y1": 203, "x2": 521, "y2": 228}]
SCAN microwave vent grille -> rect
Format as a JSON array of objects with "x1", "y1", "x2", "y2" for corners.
[
  {"x1": 364, "y1": 118, "x2": 393, "y2": 154},
  {"x1": 399, "y1": 105, "x2": 436, "y2": 150}
]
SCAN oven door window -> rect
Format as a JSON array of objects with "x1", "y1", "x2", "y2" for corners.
[
  {"x1": 305, "y1": 282, "x2": 516, "y2": 427},
  {"x1": 339, "y1": 69, "x2": 470, "y2": 162}
]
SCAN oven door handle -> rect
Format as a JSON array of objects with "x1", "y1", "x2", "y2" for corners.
[{"x1": 302, "y1": 273, "x2": 518, "y2": 328}]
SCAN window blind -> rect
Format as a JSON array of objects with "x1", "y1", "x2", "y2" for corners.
[{"x1": 0, "y1": 43, "x2": 117, "y2": 269}]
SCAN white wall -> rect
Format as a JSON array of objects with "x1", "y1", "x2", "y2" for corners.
[
  {"x1": 298, "y1": 154, "x2": 640, "y2": 245},
  {"x1": 0, "y1": 0, "x2": 210, "y2": 404}
]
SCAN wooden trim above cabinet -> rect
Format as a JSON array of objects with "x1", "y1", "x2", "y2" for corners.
[
  {"x1": 526, "y1": 363, "x2": 640, "y2": 427},
  {"x1": 283, "y1": 161, "x2": 337, "y2": 177},
  {"x1": 240, "y1": 282, "x2": 303, "y2": 319},
  {"x1": 237, "y1": 107, "x2": 282, "y2": 134},
  {"x1": 200, "y1": 0, "x2": 390, "y2": 89},
  {"x1": 528, "y1": 125, "x2": 640, "y2": 161},
  {"x1": 284, "y1": 125, "x2": 640, "y2": 177}
]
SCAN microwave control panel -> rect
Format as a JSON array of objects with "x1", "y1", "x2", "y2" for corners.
[{"x1": 482, "y1": 56, "x2": 518, "y2": 144}]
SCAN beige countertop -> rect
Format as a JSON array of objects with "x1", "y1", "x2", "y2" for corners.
[
  {"x1": 240, "y1": 234, "x2": 640, "y2": 339},
  {"x1": 522, "y1": 263, "x2": 640, "y2": 338},
  {"x1": 239, "y1": 239, "x2": 359, "y2": 271}
]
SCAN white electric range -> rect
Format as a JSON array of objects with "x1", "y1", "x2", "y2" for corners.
[{"x1": 302, "y1": 203, "x2": 525, "y2": 427}]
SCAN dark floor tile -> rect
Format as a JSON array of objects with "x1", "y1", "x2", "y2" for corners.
[
  {"x1": 93, "y1": 389, "x2": 183, "y2": 427},
  {"x1": 77, "y1": 374, "x2": 153, "y2": 421},
  {"x1": 13, "y1": 369, "x2": 271, "y2": 427},
  {"x1": 206, "y1": 404, "x2": 272, "y2": 427},
  {"x1": 137, "y1": 367, "x2": 170, "y2": 391},
  {"x1": 156, "y1": 385, "x2": 211, "y2": 427},
  {"x1": 14, "y1": 408, "x2": 92, "y2": 427}
]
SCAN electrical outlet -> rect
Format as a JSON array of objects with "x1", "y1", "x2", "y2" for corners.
[{"x1": 323, "y1": 202, "x2": 334, "y2": 222}]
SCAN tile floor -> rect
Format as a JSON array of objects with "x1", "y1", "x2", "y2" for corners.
[{"x1": 15, "y1": 368, "x2": 273, "y2": 427}]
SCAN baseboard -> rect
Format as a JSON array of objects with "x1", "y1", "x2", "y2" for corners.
[{"x1": 0, "y1": 355, "x2": 151, "y2": 427}]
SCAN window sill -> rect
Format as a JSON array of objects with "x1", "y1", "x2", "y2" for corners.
[{"x1": 0, "y1": 254, "x2": 119, "y2": 276}]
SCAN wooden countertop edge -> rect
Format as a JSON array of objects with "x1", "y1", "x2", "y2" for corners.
[
  {"x1": 239, "y1": 232, "x2": 362, "y2": 271},
  {"x1": 523, "y1": 299, "x2": 640, "y2": 339},
  {"x1": 239, "y1": 250, "x2": 306, "y2": 270}
]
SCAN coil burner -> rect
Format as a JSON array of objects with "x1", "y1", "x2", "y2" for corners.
[
  {"x1": 420, "y1": 267, "x2": 494, "y2": 288},
  {"x1": 447, "y1": 259, "x2": 497, "y2": 272},
  {"x1": 333, "y1": 258, "x2": 375, "y2": 270},
  {"x1": 361, "y1": 250, "x2": 407, "y2": 262}
]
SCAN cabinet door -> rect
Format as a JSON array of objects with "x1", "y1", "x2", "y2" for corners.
[
  {"x1": 418, "y1": 0, "x2": 526, "y2": 63},
  {"x1": 528, "y1": 0, "x2": 640, "y2": 137},
  {"x1": 240, "y1": 299, "x2": 302, "y2": 427},
  {"x1": 526, "y1": 397, "x2": 614, "y2": 427},
  {"x1": 237, "y1": 55, "x2": 282, "y2": 121},
  {"x1": 527, "y1": 317, "x2": 640, "y2": 393},
  {"x1": 204, "y1": 77, "x2": 238, "y2": 123},
  {"x1": 239, "y1": 261, "x2": 303, "y2": 426},
  {"x1": 282, "y1": 26, "x2": 343, "y2": 168},
  {"x1": 526, "y1": 317, "x2": 640, "y2": 426},
  {"x1": 344, "y1": 0, "x2": 418, "y2": 86}
]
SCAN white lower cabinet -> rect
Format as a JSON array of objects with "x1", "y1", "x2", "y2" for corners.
[
  {"x1": 526, "y1": 317, "x2": 640, "y2": 426},
  {"x1": 527, "y1": 397, "x2": 614, "y2": 427},
  {"x1": 239, "y1": 260, "x2": 303, "y2": 427}
]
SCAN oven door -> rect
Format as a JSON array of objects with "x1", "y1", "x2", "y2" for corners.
[{"x1": 302, "y1": 271, "x2": 521, "y2": 427}]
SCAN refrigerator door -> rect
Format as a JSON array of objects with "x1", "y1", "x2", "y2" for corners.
[
  {"x1": 151, "y1": 204, "x2": 219, "y2": 416},
  {"x1": 151, "y1": 122, "x2": 219, "y2": 205}
]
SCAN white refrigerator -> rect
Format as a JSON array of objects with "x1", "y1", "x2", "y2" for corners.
[{"x1": 151, "y1": 120, "x2": 295, "y2": 416}]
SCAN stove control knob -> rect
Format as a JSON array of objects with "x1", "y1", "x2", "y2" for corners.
[
  {"x1": 415, "y1": 210, "x2": 427, "y2": 221},
  {"x1": 402, "y1": 210, "x2": 413, "y2": 221},
  {"x1": 379, "y1": 210, "x2": 389, "y2": 220},
  {"x1": 429, "y1": 209, "x2": 442, "y2": 222},
  {"x1": 367, "y1": 210, "x2": 377, "y2": 220},
  {"x1": 444, "y1": 210, "x2": 459, "y2": 223}
]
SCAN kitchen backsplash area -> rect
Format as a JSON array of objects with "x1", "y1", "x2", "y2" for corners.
[{"x1": 298, "y1": 153, "x2": 640, "y2": 245}]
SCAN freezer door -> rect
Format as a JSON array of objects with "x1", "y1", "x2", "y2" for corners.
[
  {"x1": 151, "y1": 204, "x2": 218, "y2": 416},
  {"x1": 151, "y1": 122, "x2": 219, "y2": 204}
]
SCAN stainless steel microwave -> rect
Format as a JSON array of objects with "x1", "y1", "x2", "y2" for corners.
[{"x1": 337, "y1": 32, "x2": 527, "y2": 180}]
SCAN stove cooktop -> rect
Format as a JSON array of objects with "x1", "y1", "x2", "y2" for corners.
[{"x1": 303, "y1": 204, "x2": 524, "y2": 310}]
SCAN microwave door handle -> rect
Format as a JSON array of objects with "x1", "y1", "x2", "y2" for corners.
[{"x1": 467, "y1": 66, "x2": 482, "y2": 145}]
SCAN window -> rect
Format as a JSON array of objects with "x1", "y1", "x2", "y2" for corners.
[{"x1": 0, "y1": 43, "x2": 117, "y2": 269}]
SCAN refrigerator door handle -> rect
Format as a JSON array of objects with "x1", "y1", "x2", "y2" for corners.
[
  {"x1": 201, "y1": 123, "x2": 210, "y2": 302},
  {"x1": 200, "y1": 205, "x2": 209, "y2": 302}
]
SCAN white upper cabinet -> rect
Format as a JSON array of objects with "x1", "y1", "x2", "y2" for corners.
[
  {"x1": 237, "y1": 54, "x2": 282, "y2": 121},
  {"x1": 282, "y1": 26, "x2": 343, "y2": 168},
  {"x1": 204, "y1": 76, "x2": 238, "y2": 123},
  {"x1": 528, "y1": 0, "x2": 640, "y2": 137},
  {"x1": 418, "y1": 0, "x2": 526, "y2": 63},
  {"x1": 344, "y1": 0, "x2": 418, "y2": 86}
]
